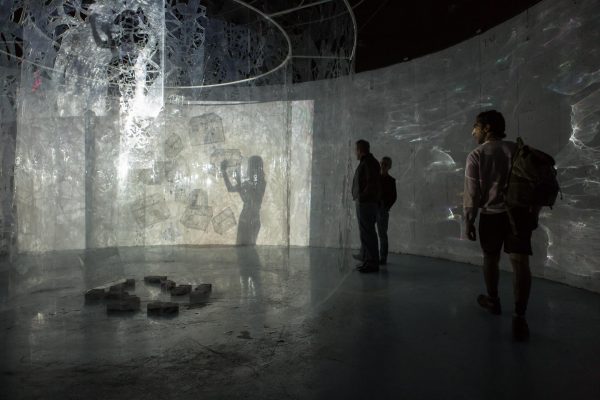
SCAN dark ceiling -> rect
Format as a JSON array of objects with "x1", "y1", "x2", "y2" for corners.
[
  {"x1": 183, "y1": 0, "x2": 546, "y2": 77},
  {"x1": 351, "y1": 0, "x2": 543, "y2": 72}
]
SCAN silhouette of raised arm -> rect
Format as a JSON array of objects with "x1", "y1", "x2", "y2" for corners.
[{"x1": 221, "y1": 160, "x2": 241, "y2": 192}]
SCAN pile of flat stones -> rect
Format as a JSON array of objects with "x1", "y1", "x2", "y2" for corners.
[{"x1": 84, "y1": 276, "x2": 212, "y2": 317}]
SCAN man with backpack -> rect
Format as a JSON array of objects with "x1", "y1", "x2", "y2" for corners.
[{"x1": 463, "y1": 110, "x2": 540, "y2": 341}]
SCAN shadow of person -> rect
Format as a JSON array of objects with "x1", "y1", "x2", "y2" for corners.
[
  {"x1": 222, "y1": 156, "x2": 266, "y2": 311},
  {"x1": 221, "y1": 156, "x2": 266, "y2": 246}
]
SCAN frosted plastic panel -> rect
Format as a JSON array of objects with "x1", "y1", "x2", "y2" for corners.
[
  {"x1": 300, "y1": 0, "x2": 600, "y2": 291},
  {"x1": 2, "y1": 0, "x2": 599, "y2": 294},
  {"x1": 15, "y1": 98, "x2": 313, "y2": 251},
  {"x1": 0, "y1": 0, "x2": 355, "y2": 254}
]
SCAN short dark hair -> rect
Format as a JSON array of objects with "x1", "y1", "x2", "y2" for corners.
[
  {"x1": 381, "y1": 156, "x2": 392, "y2": 167},
  {"x1": 356, "y1": 139, "x2": 370, "y2": 153},
  {"x1": 476, "y1": 110, "x2": 506, "y2": 138}
]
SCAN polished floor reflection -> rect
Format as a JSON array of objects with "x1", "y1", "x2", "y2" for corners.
[{"x1": 0, "y1": 246, "x2": 599, "y2": 399}]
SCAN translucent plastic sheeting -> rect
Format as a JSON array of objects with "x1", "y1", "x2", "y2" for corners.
[
  {"x1": 298, "y1": 0, "x2": 600, "y2": 292},
  {"x1": 0, "y1": 0, "x2": 354, "y2": 259},
  {"x1": 15, "y1": 98, "x2": 313, "y2": 251},
  {"x1": 0, "y1": 0, "x2": 347, "y2": 256},
  {"x1": 4, "y1": 0, "x2": 598, "y2": 294}
]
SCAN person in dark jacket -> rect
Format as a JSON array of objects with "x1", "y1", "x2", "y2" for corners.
[
  {"x1": 377, "y1": 157, "x2": 397, "y2": 265},
  {"x1": 352, "y1": 140, "x2": 381, "y2": 272}
]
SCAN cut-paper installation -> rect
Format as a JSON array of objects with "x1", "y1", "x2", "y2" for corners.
[
  {"x1": 212, "y1": 207, "x2": 236, "y2": 235},
  {"x1": 210, "y1": 149, "x2": 242, "y2": 175},
  {"x1": 164, "y1": 133, "x2": 184, "y2": 158},
  {"x1": 181, "y1": 206, "x2": 213, "y2": 231},
  {"x1": 131, "y1": 193, "x2": 170, "y2": 227},
  {"x1": 189, "y1": 113, "x2": 225, "y2": 145}
]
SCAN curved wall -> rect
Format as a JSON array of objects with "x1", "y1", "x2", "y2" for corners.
[
  {"x1": 5, "y1": 0, "x2": 599, "y2": 292},
  {"x1": 302, "y1": 0, "x2": 600, "y2": 292}
]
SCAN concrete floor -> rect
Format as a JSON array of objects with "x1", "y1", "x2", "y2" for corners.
[{"x1": 0, "y1": 246, "x2": 599, "y2": 400}]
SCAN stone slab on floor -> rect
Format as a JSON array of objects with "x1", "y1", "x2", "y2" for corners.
[
  {"x1": 171, "y1": 284, "x2": 192, "y2": 296},
  {"x1": 161, "y1": 279, "x2": 176, "y2": 291},
  {"x1": 84, "y1": 288, "x2": 106, "y2": 302},
  {"x1": 147, "y1": 301, "x2": 179, "y2": 316},
  {"x1": 190, "y1": 284, "x2": 212, "y2": 304},
  {"x1": 106, "y1": 294, "x2": 140, "y2": 312},
  {"x1": 144, "y1": 275, "x2": 167, "y2": 284}
]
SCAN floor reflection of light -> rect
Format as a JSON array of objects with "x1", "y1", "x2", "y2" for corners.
[
  {"x1": 35, "y1": 312, "x2": 45, "y2": 324},
  {"x1": 117, "y1": 153, "x2": 129, "y2": 183},
  {"x1": 239, "y1": 276, "x2": 257, "y2": 301},
  {"x1": 248, "y1": 278, "x2": 256, "y2": 298}
]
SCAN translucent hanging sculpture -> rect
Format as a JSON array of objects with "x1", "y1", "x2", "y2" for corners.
[{"x1": 0, "y1": 0, "x2": 356, "y2": 254}]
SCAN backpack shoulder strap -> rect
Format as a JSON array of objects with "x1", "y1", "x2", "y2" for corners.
[
  {"x1": 504, "y1": 137, "x2": 523, "y2": 199},
  {"x1": 516, "y1": 136, "x2": 524, "y2": 147}
]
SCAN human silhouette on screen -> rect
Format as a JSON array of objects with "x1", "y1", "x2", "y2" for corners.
[{"x1": 221, "y1": 156, "x2": 266, "y2": 245}]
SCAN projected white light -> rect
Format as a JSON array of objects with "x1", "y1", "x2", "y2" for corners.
[{"x1": 2, "y1": 0, "x2": 335, "y2": 252}]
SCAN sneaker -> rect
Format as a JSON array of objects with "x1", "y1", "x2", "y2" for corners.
[
  {"x1": 477, "y1": 294, "x2": 502, "y2": 315},
  {"x1": 512, "y1": 315, "x2": 530, "y2": 342},
  {"x1": 358, "y1": 262, "x2": 379, "y2": 273},
  {"x1": 352, "y1": 254, "x2": 364, "y2": 262},
  {"x1": 358, "y1": 266, "x2": 379, "y2": 273},
  {"x1": 355, "y1": 262, "x2": 367, "y2": 270}
]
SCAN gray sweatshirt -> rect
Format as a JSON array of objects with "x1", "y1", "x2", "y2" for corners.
[{"x1": 463, "y1": 139, "x2": 517, "y2": 224}]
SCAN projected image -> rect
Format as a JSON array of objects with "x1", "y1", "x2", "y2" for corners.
[
  {"x1": 0, "y1": 0, "x2": 353, "y2": 256},
  {"x1": 0, "y1": 0, "x2": 318, "y2": 252},
  {"x1": 542, "y1": 71, "x2": 600, "y2": 281},
  {"x1": 15, "y1": 98, "x2": 313, "y2": 251}
]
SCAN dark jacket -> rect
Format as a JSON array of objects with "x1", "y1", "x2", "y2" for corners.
[
  {"x1": 380, "y1": 174, "x2": 397, "y2": 211},
  {"x1": 352, "y1": 153, "x2": 381, "y2": 204}
]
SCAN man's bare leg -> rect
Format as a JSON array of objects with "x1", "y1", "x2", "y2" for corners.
[
  {"x1": 509, "y1": 253, "x2": 531, "y2": 341},
  {"x1": 483, "y1": 253, "x2": 500, "y2": 298},
  {"x1": 509, "y1": 253, "x2": 531, "y2": 316},
  {"x1": 478, "y1": 253, "x2": 502, "y2": 314}
]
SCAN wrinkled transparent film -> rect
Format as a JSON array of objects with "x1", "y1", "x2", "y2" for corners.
[
  {"x1": 1, "y1": 0, "x2": 352, "y2": 258},
  {"x1": 310, "y1": 0, "x2": 600, "y2": 291},
  {"x1": 2, "y1": 0, "x2": 598, "y2": 295}
]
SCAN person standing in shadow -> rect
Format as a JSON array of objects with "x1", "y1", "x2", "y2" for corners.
[
  {"x1": 221, "y1": 156, "x2": 266, "y2": 245},
  {"x1": 352, "y1": 140, "x2": 382, "y2": 273},
  {"x1": 377, "y1": 157, "x2": 397, "y2": 265},
  {"x1": 354, "y1": 156, "x2": 397, "y2": 265}
]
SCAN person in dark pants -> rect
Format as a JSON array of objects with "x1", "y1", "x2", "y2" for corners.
[
  {"x1": 464, "y1": 110, "x2": 535, "y2": 341},
  {"x1": 352, "y1": 140, "x2": 381, "y2": 273},
  {"x1": 377, "y1": 157, "x2": 397, "y2": 265}
]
